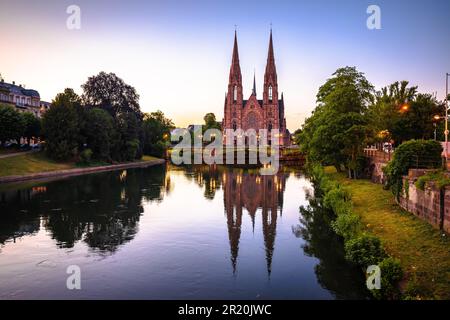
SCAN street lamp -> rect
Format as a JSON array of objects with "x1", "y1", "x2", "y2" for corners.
[
  {"x1": 433, "y1": 115, "x2": 444, "y2": 141},
  {"x1": 400, "y1": 103, "x2": 409, "y2": 112}
]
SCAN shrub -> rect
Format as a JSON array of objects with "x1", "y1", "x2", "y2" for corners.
[
  {"x1": 345, "y1": 233, "x2": 386, "y2": 267},
  {"x1": 79, "y1": 148, "x2": 93, "y2": 164},
  {"x1": 148, "y1": 140, "x2": 166, "y2": 158},
  {"x1": 384, "y1": 139, "x2": 442, "y2": 199},
  {"x1": 415, "y1": 170, "x2": 450, "y2": 191},
  {"x1": 332, "y1": 213, "x2": 361, "y2": 241},
  {"x1": 371, "y1": 257, "x2": 404, "y2": 300},
  {"x1": 323, "y1": 185, "x2": 351, "y2": 210}
]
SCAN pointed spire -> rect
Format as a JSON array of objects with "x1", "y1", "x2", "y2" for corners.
[
  {"x1": 252, "y1": 70, "x2": 257, "y2": 96},
  {"x1": 265, "y1": 29, "x2": 276, "y2": 76},
  {"x1": 229, "y1": 30, "x2": 242, "y2": 83}
]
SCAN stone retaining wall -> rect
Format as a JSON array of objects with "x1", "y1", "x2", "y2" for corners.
[{"x1": 399, "y1": 170, "x2": 450, "y2": 233}]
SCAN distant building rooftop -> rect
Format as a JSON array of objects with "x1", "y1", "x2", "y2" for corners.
[{"x1": 0, "y1": 80, "x2": 40, "y2": 98}]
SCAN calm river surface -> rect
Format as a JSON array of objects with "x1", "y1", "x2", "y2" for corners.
[{"x1": 0, "y1": 164, "x2": 368, "y2": 299}]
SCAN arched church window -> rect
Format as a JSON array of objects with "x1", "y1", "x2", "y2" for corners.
[
  {"x1": 232, "y1": 121, "x2": 237, "y2": 130},
  {"x1": 268, "y1": 122, "x2": 273, "y2": 132},
  {"x1": 233, "y1": 86, "x2": 237, "y2": 102},
  {"x1": 247, "y1": 112, "x2": 257, "y2": 129},
  {"x1": 268, "y1": 85, "x2": 273, "y2": 101}
]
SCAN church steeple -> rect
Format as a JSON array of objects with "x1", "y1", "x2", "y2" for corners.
[
  {"x1": 229, "y1": 30, "x2": 242, "y2": 84},
  {"x1": 228, "y1": 30, "x2": 243, "y2": 105},
  {"x1": 264, "y1": 29, "x2": 278, "y2": 105},
  {"x1": 252, "y1": 70, "x2": 257, "y2": 96}
]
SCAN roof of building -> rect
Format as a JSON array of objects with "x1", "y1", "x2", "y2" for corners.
[{"x1": 0, "y1": 81, "x2": 40, "y2": 98}]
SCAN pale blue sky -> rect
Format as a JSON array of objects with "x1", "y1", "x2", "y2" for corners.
[{"x1": 1, "y1": 0, "x2": 449, "y2": 130}]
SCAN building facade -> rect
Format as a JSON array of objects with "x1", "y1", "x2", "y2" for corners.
[
  {"x1": 222, "y1": 31, "x2": 290, "y2": 145},
  {"x1": 0, "y1": 79, "x2": 49, "y2": 118}
]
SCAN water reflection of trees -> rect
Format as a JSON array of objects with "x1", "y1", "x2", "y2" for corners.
[
  {"x1": 0, "y1": 165, "x2": 168, "y2": 254},
  {"x1": 292, "y1": 194, "x2": 370, "y2": 299}
]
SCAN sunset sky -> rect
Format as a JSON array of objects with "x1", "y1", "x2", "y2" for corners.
[{"x1": 1, "y1": 0, "x2": 449, "y2": 130}]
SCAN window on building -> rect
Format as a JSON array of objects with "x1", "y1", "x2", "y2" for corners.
[
  {"x1": 268, "y1": 122, "x2": 273, "y2": 132},
  {"x1": 268, "y1": 86, "x2": 273, "y2": 101},
  {"x1": 232, "y1": 121, "x2": 237, "y2": 130},
  {"x1": 233, "y1": 85, "x2": 237, "y2": 102}
]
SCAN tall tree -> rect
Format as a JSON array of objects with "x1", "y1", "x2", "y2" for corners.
[
  {"x1": 83, "y1": 108, "x2": 115, "y2": 161},
  {"x1": 142, "y1": 110, "x2": 175, "y2": 157},
  {"x1": 22, "y1": 112, "x2": 41, "y2": 145},
  {"x1": 299, "y1": 67, "x2": 374, "y2": 178},
  {"x1": 0, "y1": 104, "x2": 25, "y2": 145},
  {"x1": 42, "y1": 89, "x2": 80, "y2": 160},
  {"x1": 81, "y1": 72, "x2": 141, "y2": 119}
]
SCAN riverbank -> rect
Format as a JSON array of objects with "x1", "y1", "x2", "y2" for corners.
[
  {"x1": 325, "y1": 167, "x2": 450, "y2": 299},
  {"x1": 0, "y1": 153, "x2": 164, "y2": 184}
]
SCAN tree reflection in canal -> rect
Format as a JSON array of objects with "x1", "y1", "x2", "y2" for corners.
[
  {"x1": 293, "y1": 192, "x2": 370, "y2": 299},
  {"x1": 0, "y1": 165, "x2": 168, "y2": 254}
]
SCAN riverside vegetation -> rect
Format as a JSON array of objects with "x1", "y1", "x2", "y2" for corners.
[{"x1": 309, "y1": 164, "x2": 403, "y2": 299}]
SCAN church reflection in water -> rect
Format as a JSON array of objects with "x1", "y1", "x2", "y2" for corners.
[
  {"x1": 184, "y1": 165, "x2": 287, "y2": 276},
  {"x1": 224, "y1": 169, "x2": 285, "y2": 276}
]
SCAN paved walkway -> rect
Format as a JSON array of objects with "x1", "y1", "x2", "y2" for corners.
[
  {"x1": 0, "y1": 150, "x2": 35, "y2": 159},
  {"x1": 0, "y1": 158, "x2": 165, "y2": 184}
]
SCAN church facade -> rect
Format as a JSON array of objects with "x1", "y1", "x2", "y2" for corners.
[{"x1": 222, "y1": 31, "x2": 290, "y2": 146}]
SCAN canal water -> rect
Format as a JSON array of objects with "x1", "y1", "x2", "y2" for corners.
[{"x1": 0, "y1": 164, "x2": 369, "y2": 299}]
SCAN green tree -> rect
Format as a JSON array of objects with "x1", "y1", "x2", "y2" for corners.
[
  {"x1": 142, "y1": 110, "x2": 175, "y2": 157},
  {"x1": 299, "y1": 67, "x2": 374, "y2": 178},
  {"x1": 367, "y1": 81, "x2": 442, "y2": 145},
  {"x1": 203, "y1": 113, "x2": 221, "y2": 132},
  {"x1": 21, "y1": 112, "x2": 41, "y2": 145},
  {"x1": 0, "y1": 104, "x2": 25, "y2": 145},
  {"x1": 42, "y1": 89, "x2": 80, "y2": 160},
  {"x1": 81, "y1": 72, "x2": 141, "y2": 119},
  {"x1": 112, "y1": 112, "x2": 142, "y2": 161},
  {"x1": 83, "y1": 108, "x2": 115, "y2": 161}
]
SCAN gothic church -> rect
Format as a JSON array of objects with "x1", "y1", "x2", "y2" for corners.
[{"x1": 222, "y1": 30, "x2": 290, "y2": 145}]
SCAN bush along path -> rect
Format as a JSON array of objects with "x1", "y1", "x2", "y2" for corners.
[
  {"x1": 308, "y1": 165, "x2": 405, "y2": 300},
  {"x1": 310, "y1": 165, "x2": 450, "y2": 300}
]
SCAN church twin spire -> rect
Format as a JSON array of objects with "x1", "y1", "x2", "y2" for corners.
[{"x1": 228, "y1": 29, "x2": 278, "y2": 101}]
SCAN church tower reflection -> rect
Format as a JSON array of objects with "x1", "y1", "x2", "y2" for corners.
[{"x1": 223, "y1": 169, "x2": 286, "y2": 276}]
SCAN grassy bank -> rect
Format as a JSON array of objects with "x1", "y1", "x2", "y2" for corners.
[
  {"x1": 326, "y1": 167, "x2": 450, "y2": 299},
  {"x1": 0, "y1": 152, "x2": 161, "y2": 178}
]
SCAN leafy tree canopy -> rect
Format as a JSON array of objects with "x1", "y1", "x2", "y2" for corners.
[
  {"x1": 81, "y1": 72, "x2": 141, "y2": 119},
  {"x1": 299, "y1": 66, "x2": 374, "y2": 178}
]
